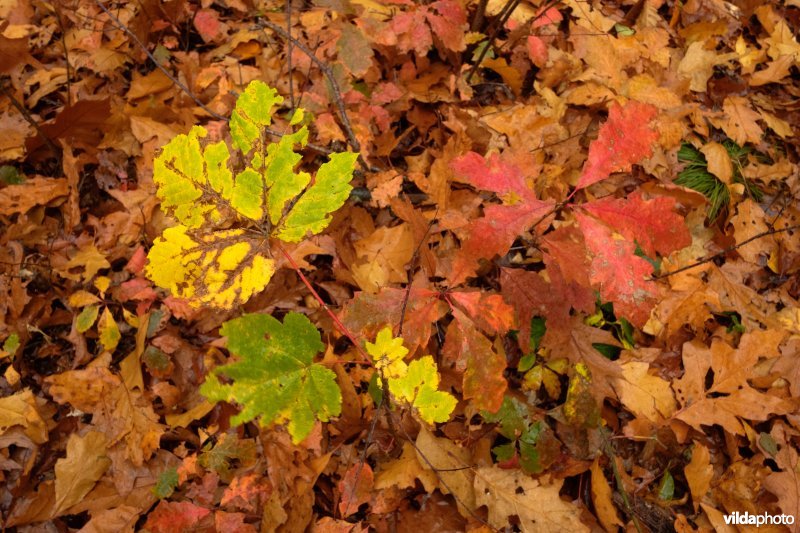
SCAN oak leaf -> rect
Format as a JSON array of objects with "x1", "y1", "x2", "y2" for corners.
[
  {"x1": 46, "y1": 364, "x2": 163, "y2": 466},
  {"x1": 54, "y1": 431, "x2": 111, "y2": 515},
  {"x1": 415, "y1": 426, "x2": 475, "y2": 516},
  {"x1": 672, "y1": 340, "x2": 794, "y2": 436},
  {"x1": 474, "y1": 466, "x2": 588, "y2": 532}
]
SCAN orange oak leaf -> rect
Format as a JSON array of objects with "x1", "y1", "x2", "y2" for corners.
[
  {"x1": 576, "y1": 101, "x2": 659, "y2": 190},
  {"x1": 672, "y1": 340, "x2": 794, "y2": 436},
  {"x1": 143, "y1": 501, "x2": 212, "y2": 533}
]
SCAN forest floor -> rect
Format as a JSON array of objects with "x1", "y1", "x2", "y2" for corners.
[{"x1": 1, "y1": 0, "x2": 800, "y2": 531}]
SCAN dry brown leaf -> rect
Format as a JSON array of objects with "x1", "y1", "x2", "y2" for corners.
[
  {"x1": 0, "y1": 176, "x2": 67, "y2": 216},
  {"x1": 474, "y1": 466, "x2": 589, "y2": 532},
  {"x1": 415, "y1": 425, "x2": 476, "y2": 516},
  {"x1": 0, "y1": 388, "x2": 48, "y2": 444},
  {"x1": 699, "y1": 142, "x2": 732, "y2": 184},
  {"x1": 374, "y1": 441, "x2": 438, "y2": 492},
  {"x1": 613, "y1": 362, "x2": 677, "y2": 423},
  {"x1": 54, "y1": 431, "x2": 111, "y2": 515},
  {"x1": 590, "y1": 458, "x2": 622, "y2": 532},
  {"x1": 684, "y1": 442, "x2": 713, "y2": 511}
]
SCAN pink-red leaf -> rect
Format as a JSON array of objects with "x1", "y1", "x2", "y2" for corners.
[
  {"x1": 194, "y1": 9, "x2": 222, "y2": 43},
  {"x1": 576, "y1": 101, "x2": 658, "y2": 190},
  {"x1": 449, "y1": 152, "x2": 554, "y2": 285},
  {"x1": 426, "y1": 0, "x2": 468, "y2": 52},
  {"x1": 338, "y1": 463, "x2": 374, "y2": 517},
  {"x1": 576, "y1": 213, "x2": 659, "y2": 327},
  {"x1": 579, "y1": 192, "x2": 691, "y2": 256}
]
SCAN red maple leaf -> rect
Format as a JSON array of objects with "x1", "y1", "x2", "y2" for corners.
[
  {"x1": 448, "y1": 291, "x2": 515, "y2": 335},
  {"x1": 443, "y1": 308, "x2": 507, "y2": 412},
  {"x1": 448, "y1": 151, "x2": 554, "y2": 285},
  {"x1": 500, "y1": 266, "x2": 594, "y2": 353},
  {"x1": 144, "y1": 501, "x2": 212, "y2": 533},
  {"x1": 578, "y1": 192, "x2": 691, "y2": 256},
  {"x1": 576, "y1": 213, "x2": 659, "y2": 327},
  {"x1": 576, "y1": 101, "x2": 659, "y2": 190}
]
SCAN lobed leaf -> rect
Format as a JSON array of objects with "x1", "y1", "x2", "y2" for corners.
[
  {"x1": 146, "y1": 226, "x2": 275, "y2": 309},
  {"x1": 147, "y1": 80, "x2": 357, "y2": 309},
  {"x1": 388, "y1": 356, "x2": 457, "y2": 424},
  {"x1": 276, "y1": 152, "x2": 358, "y2": 242},
  {"x1": 200, "y1": 312, "x2": 341, "y2": 443},
  {"x1": 368, "y1": 327, "x2": 456, "y2": 424}
]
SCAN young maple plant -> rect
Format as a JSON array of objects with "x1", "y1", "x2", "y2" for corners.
[{"x1": 145, "y1": 80, "x2": 455, "y2": 443}]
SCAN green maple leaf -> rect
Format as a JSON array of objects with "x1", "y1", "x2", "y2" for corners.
[
  {"x1": 145, "y1": 80, "x2": 357, "y2": 309},
  {"x1": 200, "y1": 312, "x2": 342, "y2": 443}
]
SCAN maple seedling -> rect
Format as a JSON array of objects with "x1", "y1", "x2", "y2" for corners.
[
  {"x1": 365, "y1": 326, "x2": 457, "y2": 424},
  {"x1": 145, "y1": 80, "x2": 358, "y2": 309}
]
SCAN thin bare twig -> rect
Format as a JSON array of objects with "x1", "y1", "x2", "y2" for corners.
[
  {"x1": 466, "y1": 0, "x2": 521, "y2": 83},
  {"x1": 257, "y1": 19, "x2": 362, "y2": 158},
  {"x1": 285, "y1": 0, "x2": 294, "y2": 110},
  {"x1": 0, "y1": 79, "x2": 62, "y2": 165},
  {"x1": 653, "y1": 223, "x2": 800, "y2": 280}
]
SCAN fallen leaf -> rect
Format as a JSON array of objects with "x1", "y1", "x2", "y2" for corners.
[
  {"x1": 54, "y1": 431, "x2": 111, "y2": 515},
  {"x1": 474, "y1": 466, "x2": 589, "y2": 532}
]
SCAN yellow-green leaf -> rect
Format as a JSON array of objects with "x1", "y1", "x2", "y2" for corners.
[
  {"x1": 200, "y1": 312, "x2": 341, "y2": 443},
  {"x1": 145, "y1": 225, "x2": 275, "y2": 309},
  {"x1": 368, "y1": 328, "x2": 456, "y2": 424},
  {"x1": 147, "y1": 80, "x2": 357, "y2": 310},
  {"x1": 76, "y1": 304, "x2": 100, "y2": 333},
  {"x1": 389, "y1": 356, "x2": 457, "y2": 424},
  {"x1": 98, "y1": 307, "x2": 120, "y2": 351},
  {"x1": 68, "y1": 290, "x2": 100, "y2": 307},
  {"x1": 365, "y1": 325, "x2": 408, "y2": 379},
  {"x1": 277, "y1": 152, "x2": 358, "y2": 242}
]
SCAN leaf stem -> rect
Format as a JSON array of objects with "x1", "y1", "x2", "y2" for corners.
[{"x1": 276, "y1": 243, "x2": 373, "y2": 366}]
